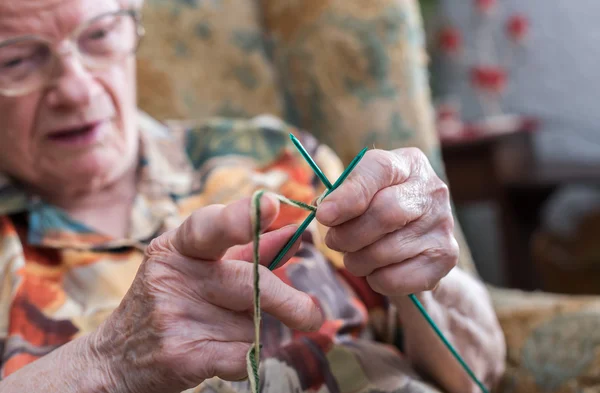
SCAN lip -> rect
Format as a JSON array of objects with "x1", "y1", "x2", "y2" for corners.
[{"x1": 45, "y1": 121, "x2": 107, "y2": 148}]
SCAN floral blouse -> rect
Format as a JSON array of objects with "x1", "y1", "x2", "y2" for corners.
[{"x1": 0, "y1": 112, "x2": 439, "y2": 393}]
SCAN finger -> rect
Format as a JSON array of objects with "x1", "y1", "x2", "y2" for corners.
[
  {"x1": 316, "y1": 149, "x2": 416, "y2": 227},
  {"x1": 172, "y1": 301, "x2": 255, "y2": 343},
  {"x1": 223, "y1": 224, "x2": 302, "y2": 267},
  {"x1": 366, "y1": 242, "x2": 459, "y2": 296},
  {"x1": 324, "y1": 183, "x2": 429, "y2": 253},
  {"x1": 343, "y1": 224, "x2": 432, "y2": 277},
  {"x1": 169, "y1": 193, "x2": 280, "y2": 261},
  {"x1": 201, "y1": 341, "x2": 252, "y2": 382},
  {"x1": 198, "y1": 260, "x2": 323, "y2": 332}
]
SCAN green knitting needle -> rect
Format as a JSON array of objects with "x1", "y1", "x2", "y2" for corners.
[
  {"x1": 289, "y1": 134, "x2": 333, "y2": 189},
  {"x1": 267, "y1": 140, "x2": 367, "y2": 271},
  {"x1": 282, "y1": 135, "x2": 490, "y2": 393}
]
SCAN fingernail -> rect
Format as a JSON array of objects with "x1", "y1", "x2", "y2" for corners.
[{"x1": 317, "y1": 201, "x2": 339, "y2": 225}]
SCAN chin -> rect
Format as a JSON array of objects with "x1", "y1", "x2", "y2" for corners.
[{"x1": 57, "y1": 148, "x2": 136, "y2": 193}]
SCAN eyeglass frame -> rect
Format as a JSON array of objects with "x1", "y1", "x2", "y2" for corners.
[{"x1": 0, "y1": 8, "x2": 146, "y2": 97}]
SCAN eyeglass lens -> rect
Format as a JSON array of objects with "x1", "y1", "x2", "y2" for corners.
[{"x1": 0, "y1": 11, "x2": 138, "y2": 95}]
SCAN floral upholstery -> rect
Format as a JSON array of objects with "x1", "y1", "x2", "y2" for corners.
[
  {"x1": 259, "y1": 0, "x2": 441, "y2": 167},
  {"x1": 491, "y1": 288, "x2": 600, "y2": 393},
  {"x1": 136, "y1": 0, "x2": 283, "y2": 121},
  {"x1": 136, "y1": 1, "x2": 600, "y2": 392}
]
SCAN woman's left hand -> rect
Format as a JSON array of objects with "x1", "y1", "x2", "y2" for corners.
[{"x1": 316, "y1": 148, "x2": 459, "y2": 296}]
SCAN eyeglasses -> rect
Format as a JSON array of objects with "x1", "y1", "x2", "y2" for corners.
[{"x1": 0, "y1": 9, "x2": 145, "y2": 97}]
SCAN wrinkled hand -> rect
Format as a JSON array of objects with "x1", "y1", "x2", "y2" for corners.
[
  {"x1": 316, "y1": 148, "x2": 459, "y2": 296},
  {"x1": 96, "y1": 195, "x2": 323, "y2": 393}
]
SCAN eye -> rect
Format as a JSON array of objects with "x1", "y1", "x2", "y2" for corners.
[
  {"x1": 0, "y1": 45, "x2": 51, "y2": 80},
  {"x1": 83, "y1": 17, "x2": 120, "y2": 41},
  {"x1": 1, "y1": 57, "x2": 24, "y2": 69},
  {"x1": 87, "y1": 27, "x2": 110, "y2": 40}
]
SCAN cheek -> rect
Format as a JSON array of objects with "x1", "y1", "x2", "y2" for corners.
[
  {"x1": 99, "y1": 58, "x2": 137, "y2": 117},
  {"x1": 96, "y1": 59, "x2": 138, "y2": 145},
  {"x1": 0, "y1": 96, "x2": 40, "y2": 176}
]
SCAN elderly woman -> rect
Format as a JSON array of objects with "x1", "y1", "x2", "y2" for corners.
[{"x1": 0, "y1": 0, "x2": 505, "y2": 392}]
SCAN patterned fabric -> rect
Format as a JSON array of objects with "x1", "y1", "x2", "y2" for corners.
[
  {"x1": 490, "y1": 287, "x2": 600, "y2": 393},
  {"x1": 0, "y1": 112, "x2": 441, "y2": 393},
  {"x1": 136, "y1": 0, "x2": 283, "y2": 122},
  {"x1": 259, "y1": 0, "x2": 440, "y2": 167}
]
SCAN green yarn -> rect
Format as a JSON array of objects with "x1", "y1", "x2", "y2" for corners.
[{"x1": 248, "y1": 190, "x2": 321, "y2": 393}]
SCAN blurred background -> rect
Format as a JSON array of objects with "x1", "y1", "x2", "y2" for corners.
[{"x1": 421, "y1": 0, "x2": 600, "y2": 293}]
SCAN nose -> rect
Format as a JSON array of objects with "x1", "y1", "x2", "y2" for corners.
[{"x1": 45, "y1": 47, "x2": 96, "y2": 110}]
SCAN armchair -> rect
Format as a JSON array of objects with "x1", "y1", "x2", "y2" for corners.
[{"x1": 136, "y1": 1, "x2": 600, "y2": 392}]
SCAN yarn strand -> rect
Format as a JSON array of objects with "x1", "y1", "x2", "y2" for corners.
[
  {"x1": 247, "y1": 190, "x2": 319, "y2": 392},
  {"x1": 246, "y1": 137, "x2": 489, "y2": 393}
]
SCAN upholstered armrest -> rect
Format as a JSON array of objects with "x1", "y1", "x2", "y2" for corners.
[{"x1": 489, "y1": 286, "x2": 600, "y2": 393}]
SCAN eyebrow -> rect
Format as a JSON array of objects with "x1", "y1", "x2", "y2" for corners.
[
  {"x1": 0, "y1": 4, "x2": 120, "y2": 42},
  {"x1": 0, "y1": 0, "x2": 68, "y2": 17}
]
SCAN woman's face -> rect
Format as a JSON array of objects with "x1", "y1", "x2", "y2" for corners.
[{"x1": 0, "y1": 0, "x2": 139, "y2": 196}]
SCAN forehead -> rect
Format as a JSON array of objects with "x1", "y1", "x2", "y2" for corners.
[{"x1": 0, "y1": 0, "x2": 124, "y2": 40}]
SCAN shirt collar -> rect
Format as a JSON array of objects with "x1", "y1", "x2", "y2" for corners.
[{"x1": 0, "y1": 111, "x2": 194, "y2": 250}]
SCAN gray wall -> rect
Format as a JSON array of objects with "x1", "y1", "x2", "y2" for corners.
[{"x1": 436, "y1": 0, "x2": 600, "y2": 165}]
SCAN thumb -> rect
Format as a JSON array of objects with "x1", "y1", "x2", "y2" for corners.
[
  {"x1": 223, "y1": 224, "x2": 302, "y2": 267},
  {"x1": 166, "y1": 193, "x2": 281, "y2": 261}
]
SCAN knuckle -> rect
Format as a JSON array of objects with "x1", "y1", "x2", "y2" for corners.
[
  {"x1": 405, "y1": 147, "x2": 427, "y2": 161},
  {"x1": 399, "y1": 147, "x2": 427, "y2": 172},
  {"x1": 271, "y1": 288, "x2": 313, "y2": 328},
  {"x1": 147, "y1": 231, "x2": 175, "y2": 256},
  {"x1": 368, "y1": 270, "x2": 396, "y2": 295},
  {"x1": 423, "y1": 246, "x2": 452, "y2": 263},
  {"x1": 373, "y1": 188, "x2": 410, "y2": 230},
  {"x1": 343, "y1": 253, "x2": 367, "y2": 277},
  {"x1": 347, "y1": 178, "x2": 372, "y2": 215},
  {"x1": 446, "y1": 238, "x2": 460, "y2": 269},
  {"x1": 436, "y1": 179, "x2": 451, "y2": 199},
  {"x1": 370, "y1": 243, "x2": 392, "y2": 267},
  {"x1": 221, "y1": 206, "x2": 249, "y2": 245},
  {"x1": 355, "y1": 238, "x2": 389, "y2": 269},
  {"x1": 423, "y1": 275, "x2": 439, "y2": 292},
  {"x1": 432, "y1": 179, "x2": 451, "y2": 204},
  {"x1": 424, "y1": 242, "x2": 458, "y2": 274},
  {"x1": 438, "y1": 214, "x2": 455, "y2": 236},
  {"x1": 325, "y1": 228, "x2": 342, "y2": 251},
  {"x1": 291, "y1": 294, "x2": 318, "y2": 329},
  {"x1": 186, "y1": 205, "x2": 227, "y2": 247},
  {"x1": 230, "y1": 265, "x2": 254, "y2": 294},
  {"x1": 194, "y1": 341, "x2": 219, "y2": 378},
  {"x1": 368, "y1": 149, "x2": 394, "y2": 169},
  {"x1": 371, "y1": 149, "x2": 406, "y2": 183}
]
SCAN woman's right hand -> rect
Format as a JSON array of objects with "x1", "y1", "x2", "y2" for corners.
[{"x1": 94, "y1": 194, "x2": 324, "y2": 393}]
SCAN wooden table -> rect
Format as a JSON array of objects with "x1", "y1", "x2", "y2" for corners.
[
  {"x1": 442, "y1": 123, "x2": 600, "y2": 290},
  {"x1": 442, "y1": 128, "x2": 535, "y2": 289}
]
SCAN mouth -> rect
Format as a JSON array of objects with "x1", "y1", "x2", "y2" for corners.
[{"x1": 46, "y1": 122, "x2": 105, "y2": 146}]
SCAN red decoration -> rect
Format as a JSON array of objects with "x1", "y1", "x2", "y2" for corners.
[
  {"x1": 470, "y1": 66, "x2": 507, "y2": 94},
  {"x1": 475, "y1": 0, "x2": 496, "y2": 14},
  {"x1": 438, "y1": 26, "x2": 462, "y2": 54},
  {"x1": 434, "y1": 1, "x2": 532, "y2": 133},
  {"x1": 507, "y1": 14, "x2": 530, "y2": 43}
]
